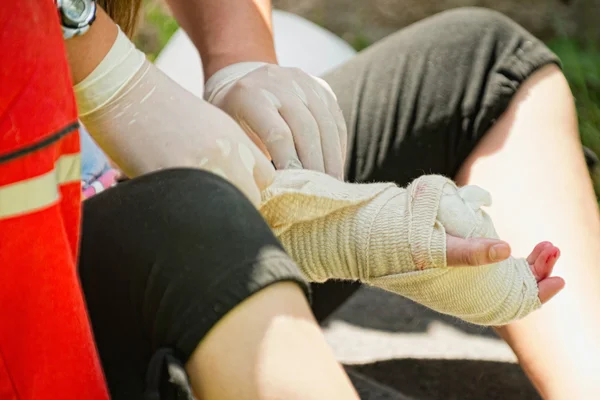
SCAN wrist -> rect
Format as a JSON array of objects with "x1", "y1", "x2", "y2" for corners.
[
  {"x1": 204, "y1": 61, "x2": 270, "y2": 103},
  {"x1": 203, "y1": 49, "x2": 278, "y2": 83},
  {"x1": 73, "y1": 25, "x2": 145, "y2": 116}
]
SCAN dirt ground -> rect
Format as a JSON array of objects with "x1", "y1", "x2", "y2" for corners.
[{"x1": 323, "y1": 287, "x2": 540, "y2": 399}]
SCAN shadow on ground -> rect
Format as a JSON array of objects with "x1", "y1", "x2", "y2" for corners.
[
  {"x1": 348, "y1": 359, "x2": 540, "y2": 400},
  {"x1": 322, "y1": 287, "x2": 539, "y2": 399},
  {"x1": 321, "y1": 286, "x2": 499, "y2": 339}
]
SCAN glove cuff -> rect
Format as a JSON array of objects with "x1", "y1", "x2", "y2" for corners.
[
  {"x1": 74, "y1": 26, "x2": 146, "y2": 117},
  {"x1": 204, "y1": 62, "x2": 269, "y2": 103}
]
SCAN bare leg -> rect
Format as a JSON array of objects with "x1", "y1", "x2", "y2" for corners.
[
  {"x1": 456, "y1": 64, "x2": 600, "y2": 398},
  {"x1": 186, "y1": 282, "x2": 359, "y2": 400}
]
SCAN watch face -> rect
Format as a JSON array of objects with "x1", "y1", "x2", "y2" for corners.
[{"x1": 62, "y1": 0, "x2": 91, "y2": 25}]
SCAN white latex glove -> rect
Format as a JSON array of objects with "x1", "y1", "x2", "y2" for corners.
[
  {"x1": 204, "y1": 62, "x2": 348, "y2": 180},
  {"x1": 74, "y1": 27, "x2": 274, "y2": 206}
]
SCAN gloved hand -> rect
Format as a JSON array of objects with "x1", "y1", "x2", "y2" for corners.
[
  {"x1": 204, "y1": 62, "x2": 348, "y2": 180},
  {"x1": 74, "y1": 27, "x2": 275, "y2": 206}
]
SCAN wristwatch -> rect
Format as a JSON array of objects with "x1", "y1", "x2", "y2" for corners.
[{"x1": 56, "y1": 0, "x2": 97, "y2": 39}]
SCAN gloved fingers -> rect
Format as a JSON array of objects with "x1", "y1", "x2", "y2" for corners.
[
  {"x1": 304, "y1": 86, "x2": 344, "y2": 180},
  {"x1": 279, "y1": 96, "x2": 325, "y2": 173},
  {"x1": 332, "y1": 104, "x2": 348, "y2": 171},
  {"x1": 312, "y1": 76, "x2": 338, "y2": 102},
  {"x1": 446, "y1": 235, "x2": 512, "y2": 267},
  {"x1": 310, "y1": 76, "x2": 349, "y2": 172},
  {"x1": 537, "y1": 276, "x2": 565, "y2": 304},
  {"x1": 249, "y1": 142, "x2": 277, "y2": 192},
  {"x1": 232, "y1": 100, "x2": 303, "y2": 171},
  {"x1": 237, "y1": 119, "x2": 273, "y2": 161}
]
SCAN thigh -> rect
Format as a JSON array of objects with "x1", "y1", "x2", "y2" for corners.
[
  {"x1": 324, "y1": 7, "x2": 560, "y2": 184},
  {"x1": 79, "y1": 169, "x2": 308, "y2": 399}
]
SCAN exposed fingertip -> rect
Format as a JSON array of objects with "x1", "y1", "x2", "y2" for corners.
[{"x1": 527, "y1": 241, "x2": 554, "y2": 265}]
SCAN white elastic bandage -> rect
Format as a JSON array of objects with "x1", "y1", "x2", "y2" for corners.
[{"x1": 259, "y1": 170, "x2": 541, "y2": 326}]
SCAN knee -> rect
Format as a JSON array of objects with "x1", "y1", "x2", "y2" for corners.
[
  {"x1": 418, "y1": 6, "x2": 553, "y2": 61},
  {"x1": 83, "y1": 168, "x2": 275, "y2": 254},
  {"x1": 144, "y1": 168, "x2": 257, "y2": 219},
  {"x1": 132, "y1": 168, "x2": 271, "y2": 245},
  {"x1": 163, "y1": 169, "x2": 277, "y2": 248}
]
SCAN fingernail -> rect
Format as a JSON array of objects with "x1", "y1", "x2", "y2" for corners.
[{"x1": 490, "y1": 244, "x2": 510, "y2": 261}]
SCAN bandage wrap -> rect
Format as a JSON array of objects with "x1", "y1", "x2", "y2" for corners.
[{"x1": 260, "y1": 170, "x2": 541, "y2": 326}]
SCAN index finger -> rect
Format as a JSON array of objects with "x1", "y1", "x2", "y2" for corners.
[{"x1": 305, "y1": 86, "x2": 344, "y2": 179}]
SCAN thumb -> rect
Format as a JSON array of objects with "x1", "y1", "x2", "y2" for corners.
[{"x1": 446, "y1": 235, "x2": 512, "y2": 267}]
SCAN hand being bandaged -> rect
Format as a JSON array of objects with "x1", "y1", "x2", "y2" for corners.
[
  {"x1": 260, "y1": 170, "x2": 559, "y2": 326},
  {"x1": 205, "y1": 62, "x2": 348, "y2": 180}
]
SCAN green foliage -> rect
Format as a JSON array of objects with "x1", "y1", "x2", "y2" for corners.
[
  {"x1": 548, "y1": 37, "x2": 600, "y2": 155},
  {"x1": 547, "y1": 37, "x2": 600, "y2": 196},
  {"x1": 135, "y1": 0, "x2": 179, "y2": 61},
  {"x1": 350, "y1": 33, "x2": 372, "y2": 52}
]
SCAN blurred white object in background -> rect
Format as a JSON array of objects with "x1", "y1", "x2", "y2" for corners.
[{"x1": 155, "y1": 10, "x2": 357, "y2": 98}]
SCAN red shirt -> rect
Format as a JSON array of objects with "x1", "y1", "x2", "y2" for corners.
[{"x1": 0, "y1": 1, "x2": 109, "y2": 398}]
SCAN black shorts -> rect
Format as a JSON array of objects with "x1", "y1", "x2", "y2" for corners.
[{"x1": 78, "y1": 7, "x2": 560, "y2": 399}]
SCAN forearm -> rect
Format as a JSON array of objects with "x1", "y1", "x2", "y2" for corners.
[
  {"x1": 78, "y1": 60, "x2": 234, "y2": 177},
  {"x1": 64, "y1": 6, "x2": 220, "y2": 175},
  {"x1": 165, "y1": 0, "x2": 277, "y2": 79},
  {"x1": 260, "y1": 170, "x2": 542, "y2": 326},
  {"x1": 71, "y1": 11, "x2": 275, "y2": 204}
]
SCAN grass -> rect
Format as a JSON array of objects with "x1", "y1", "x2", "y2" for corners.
[
  {"x1": 135, "y1": 0, "x2": 179, "y2": 61},
  {"x1": 349, "y1": 33, "x2": 372, "y2": 52}
]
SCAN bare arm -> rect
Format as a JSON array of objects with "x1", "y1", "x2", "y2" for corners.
[
  {"x1": 64, "y1": 7, "x2": 117, "y2": 85},
  {"x1": 164, "y1": 0, "x2": 277, "y2": 79}
]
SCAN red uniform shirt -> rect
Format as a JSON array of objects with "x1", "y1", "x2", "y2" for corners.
[{"x1": 0, "y1": 1, "x2": 109, "y2": 398}]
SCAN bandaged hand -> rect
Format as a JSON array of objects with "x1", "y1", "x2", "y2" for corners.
[
  {"x1": 74, "y1": 27, "x2": 274, "y2": 206},
  {"x1": 259, "y1": 170, "x2": 564, "y2": 326},
  {"x1": 204, "y1": 63, "x2": 347, "y2": 179}
]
